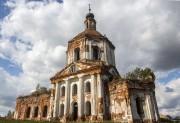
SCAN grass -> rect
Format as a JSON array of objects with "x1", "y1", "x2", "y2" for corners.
[
  {"x1": 0, "y1": 117, "x2": 115, "y2": 123},
  {"x1": 0, "y1": 117, "x2": 58, "y2": 123}
]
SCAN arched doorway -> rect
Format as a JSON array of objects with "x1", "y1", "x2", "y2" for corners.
[
  {"x1": 26, "y1": 107, "x2": 31, "y2": 118},
  {"x1": 136, "y1": 97, "x2": 144, "y2": 118},
  {"x1": 60, "y1": 104, "x2": 64, "y2": 117},
  {"x1": 72, "y1": 102, "x2": 78, "y2": 121},
  {"x1": 42, "y1": 106, "x2": 48, "y2": 117},
  {"x1": 34, "y1": 106, "x2": 38, "y2": 118},
  {"x1": 85, "y1": 101, "x2": 91, "y2": 116}
]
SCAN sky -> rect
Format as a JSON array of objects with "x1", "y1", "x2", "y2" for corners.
[{"x1": 0, "y1": 0, "x2": 180, "y2": 117}]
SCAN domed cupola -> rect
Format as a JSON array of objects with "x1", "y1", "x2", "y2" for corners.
[
  {"x1": 84, "y1": 4, "x2": 96, "y2": 30},
  {"x1": 86, "y1": 12, "x2": 94, "y2": 19}
]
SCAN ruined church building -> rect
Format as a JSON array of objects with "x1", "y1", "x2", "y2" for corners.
[{"x1": 14, "y1": 6, "x2": 160, "y2": 123}]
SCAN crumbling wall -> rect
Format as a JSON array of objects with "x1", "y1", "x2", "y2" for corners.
[
  {"x1": 108, "y1": 81, "x2": 132, "y2": 122},
  {"x1": 14, "y1": 94, "x2": 50, "y2": 121}
]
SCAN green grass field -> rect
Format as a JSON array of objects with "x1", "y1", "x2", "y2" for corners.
[{"x1": 0, "y1": 117, "x2": 59, "y2": 123}]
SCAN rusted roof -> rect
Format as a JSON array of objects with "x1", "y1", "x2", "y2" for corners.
[{"x1": 68, "y1": 29, "x2": 115, "y2": 49}]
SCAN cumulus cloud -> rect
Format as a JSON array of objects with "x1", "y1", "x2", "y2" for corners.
[
  {"x1": 0, "y1": 0, "x2": 180, "y2": 116},
  {"x1": 156, "y1": 78, "x2": 180, "y2": 116}
]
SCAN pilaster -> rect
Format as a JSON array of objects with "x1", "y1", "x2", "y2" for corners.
[
  {"x1": 53, "y1": 82, "x2": 60, "y2": 117},
  {"x1": 97, "y1": 74, "x2": 103, "y2": 120},
  {"x1": 78, "y1": 76, "x2": 84, "y2": 119},
  {"x1": 91, "y1": 74, "x2": 97, "y2": 116},
  {"x1": 65, "y1": 80, "x2": 69, "y2": 114}
]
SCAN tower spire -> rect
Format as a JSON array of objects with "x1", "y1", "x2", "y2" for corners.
[
  {"x1": 85, "y1": 4, "x2": 96, "y2": 30},
  {"x1": 89, "y1": 4, "x2": 91, "y2": 13}
]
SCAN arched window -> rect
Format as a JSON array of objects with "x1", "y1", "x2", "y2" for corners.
[
  {"x1": 60, "y1": 104, "x2": 64, "y2": 117},
  {"x1": 92, "y1": 46, "x2": 99, "y2": 60},
  {"x1": 42, "y1": 106, "x2": 48, "y2": 117},
  {"x1": 34, "y1": 106, "x2": 38, "y2": 118},
  {"x1": 61, "y1": 86, "x2": 65, "y2": 96},
  {"x1": 85, "y1": 82, "x2": 91, "y2": 93},
  {"x1": 74, "y1": 48, "x2": 80, "y2": 61},
  {"x1": 136, "y1": 97, "x2": 144, "y2": 117},
  {"x1": 26, "y1": 107, "x2": 31, "y2": 118},
  {"x1": 85, "y1": 101, "x2": 91, "y2": 116},
  {"x1": 72, "y1": 84, "x2": 77, "y2": 96}
]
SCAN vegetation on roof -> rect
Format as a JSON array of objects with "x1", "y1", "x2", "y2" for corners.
[
  {"x1": 18, "y1": 84, "x2": 50, "y2": 98},
  {"x1": 125, "y1": 67, "x2": 155, "y2": 82},
  {"x1": 109, "y1": 67, "x2": 155, "y2": 84}
]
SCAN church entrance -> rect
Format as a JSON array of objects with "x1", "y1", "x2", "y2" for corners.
[{"x1": 72, "y1": 102, "x2": 78, "y2": 121}]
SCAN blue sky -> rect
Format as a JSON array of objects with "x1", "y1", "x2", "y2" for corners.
[
  {"x1": 0, "y1": 0, "x2": 180, "y2": 117},
  {"x1": 0, "y1": 0, "x2": 10, "y2": 20}
]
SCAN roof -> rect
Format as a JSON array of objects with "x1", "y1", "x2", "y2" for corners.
[{"x1": 68, "y1": 29, "x2": 115, "y2": 49}]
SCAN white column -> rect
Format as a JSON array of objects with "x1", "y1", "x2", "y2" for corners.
[
  {"x1": 91, "y1": 74, "x2": 96, "y2": 116},
  {"x1": 103, "y1": 42, "x2": 107, "y2": 64},
  {"x1": 65, "y1": 80, "x2": 69, "y2": 114},
  {"x1": 78, "y1": 77, "x2": 83, "y2": 117},
  {"x1": 151, "y1": 92, "x2": 160, "y2": 121},
  {"x1": 146, "y1": 94, "x2": 154, "y2": 120},
  {"x1": 53, "y1": 83, "x2": 60, "y2": 117},
  {"x1": 97, "y1": 74, "x2": 103, "y2": 117},
  {"x1": 49, "y1": 84, "x2": 55, "y2": 119}
]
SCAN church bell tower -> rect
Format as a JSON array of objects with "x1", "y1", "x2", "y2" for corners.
[{"x1": 50, "y1": 5, "x2": 119, "y2": 121}]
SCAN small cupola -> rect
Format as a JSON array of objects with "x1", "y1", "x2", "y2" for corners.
[{"x1": 84, "y1": 4, "x2": 96, "y2": 30}]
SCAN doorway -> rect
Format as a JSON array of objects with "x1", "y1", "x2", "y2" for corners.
[{"x1": 73, "y1": 102, "x2": 78, "y2": 121}]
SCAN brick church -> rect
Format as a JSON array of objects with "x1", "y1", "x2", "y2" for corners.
[{"x1": 14, "y1": 6, "x2": 160, "y2": 123}]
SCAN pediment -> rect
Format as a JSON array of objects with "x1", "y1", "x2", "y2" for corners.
[{"x1": 53, "y1": 62, "x2": 95, "y2": 78}]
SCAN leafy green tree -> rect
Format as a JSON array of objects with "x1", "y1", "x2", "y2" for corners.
[{"x1": 125, "y1": 67, "x2": 155, "y2": 82}]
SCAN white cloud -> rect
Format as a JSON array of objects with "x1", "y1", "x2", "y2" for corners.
[
  {"x1": 0, "y1": 0, "x2": 180, "y2": 116},
  {"x1": 156, "y1": 78, "x2": 180, "y2": 116}
]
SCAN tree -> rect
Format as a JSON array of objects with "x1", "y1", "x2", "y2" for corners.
[
  {"x1": 7, "y1": 110, "x2": 12, "y2": 117},
  {"x1": 36, "y1": 83, "x2": 40, "y2": 91},
  {"x1": 125, "y1": 67, "x2": 155, "y2": 82}
]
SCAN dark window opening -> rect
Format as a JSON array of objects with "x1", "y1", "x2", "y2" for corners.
[
  {"x1": 70, "y1": 65, "x2": 75, "y2": 73},
  {"x1": 74, "y1": 48, "x2": 80, "y2": 61},
  {"x1": 72, "y1": 84, "x2": 77, "y2": 96},
  {"x1": 34, "y1": 106, "x2": 39, "y2": 118},
  {"x1": 60, "y1": 104, "x2": 64, "y2": 117},
  {"x1": 42, "y1": 106, "x2": 48, "y2": 117},
  {"x1": 72, "y1": 102, "x2": 78, "y2": 121},
  {"x1": 92, "y1": 46, "x2": 99, "y2": 60},
  {"x1": 61, "y1": 86, "x2": 65, "y2": 96},
  {"x1": 85, "y1": 101, "x2": 91, "y2": 116},
  {"x1": 85, "y1": 82, "x2": 91, "y2": 93},
  {"x1": 26, "y1": 107, "x2": 31, "y2": 118},
  {"x1": 136, "y1": 97, "x2": 144, "y2": 118}
]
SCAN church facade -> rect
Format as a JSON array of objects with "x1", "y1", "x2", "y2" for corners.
[{"x1": 14, "y1": 8, "x2": 160, "y2": 123}]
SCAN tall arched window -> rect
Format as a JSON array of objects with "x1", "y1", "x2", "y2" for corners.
[
  {"x1": 26, "y1": 107, "x2": 31, "y2": 118},
  {"x1": 60, "y1": 104, "x2": 64, "y2": 117},
  {"x1": 61, "y1": 86, "x2": 65, "y2": 96},
  {"x1": 72, "y1": 84, "x2": 77, "y2": 96},
  {"x1": 136, "y1": 97, "x2": 144, "y2": 117},
  {"x1": 42, "y1": 106, "x2": 48, "y2": 117},
  {"x1": 85, "y1": 82, "x2": 91, "y2": 93},
  {"x1": 74, "y1": 48, "x2": 80, "y2": 61},
  {"x1": 92, "y1": 46, "x2": 99, "y2": 60},
  {"x1": 86, "y1": 101, "x2": 91, "y2": 116},
  {"x1": 34, "y1": 106, "x2": 38, "y2": 118}
]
